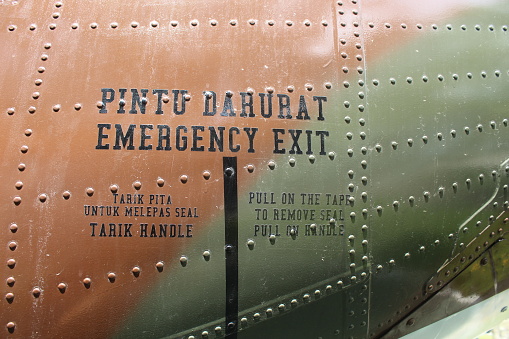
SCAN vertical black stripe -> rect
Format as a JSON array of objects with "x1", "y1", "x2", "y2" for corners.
[{"x1": 224, "y1": 157, "x2": 238, "y2": 338}]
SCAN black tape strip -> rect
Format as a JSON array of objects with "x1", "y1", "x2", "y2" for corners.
[{"x1": 224, "y1": 157, "x2": 238, "y2": 338}]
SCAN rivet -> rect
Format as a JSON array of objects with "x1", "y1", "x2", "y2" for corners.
[
  {"x1": 8, "y1": 25, "x2": 17, "y2": 31},
  {"x1": 5, "y1": 292, "x2": 14, "y2": 303},
  {"x1": 18, "y1": 163, "x2": 26, "y2": 171},
  {"x1": 247, "y1": 239, "x2": 255, "y2": 249},
  {"x1": 170, "y1": 21, "x2": 178, "y2": 27},
  {"x1": 266, "y1": 308, "x2": 273, "y2": 316},
  {"x1": 13, "y1": 196, "x2": 21, "y2": 205},
  {"x1": 253, "y1": 313, "x2": 261, "y2": 321},
  {"x1": 71, "y1": 23, "x2": 78, "y2": 29},
  {"x1": 180, "y1": 175, "x2": 188, "y2": 183},
  {"x1": 324, "y1": 82, "x2": 332, "y2": 89},
  {"x1": 268, "y1": 160, "x2": 276, "y2": 169},
  {"x1": 358, "y1": 79, "x2": 364, "y2": 86},
  {"x1": 38, "y1": 193, "x2": 47, "y2": 202},
  {"x1": 229, "y1": 20, "x2": 237, "y2": 26},
  {"x1": 305, "y1": 83, "x2": 313, "y2": 91},
  {"x1": 131, "y1": 21, "x2": 139, "y2": 28},
  {"x1": 132, "y1": 266, "x2": 141, "y2": 276},
  {"x1": 90, "y1": 22, "x2": 97, "y2": 29},
  {"x1": 7, "y1": 240, "x2": 17, "y2": 251},
  {"x1": 32, "y1": 287, "x2": 41, "y2": 297},
  {"x1": 209, "y1": 19, "x2": 218, "y2": 26},
  {"x1": 405, "y1": 252, "x2": 410, "y2": 258},
  {"x1": 133, "y1": 181, "x2": 142, "y2": 190},
  {"x1": 406, "y1": 77, "x2": 413, "y2": 84},
  {"x1": 361, "y1": 160, "x2": 367, "y2": 168},
  {"x1": 6, "y1": 277, "x2": 15, "y2": 286},
  {"x1": 328, "y1": 151, "x2": 335, "y2": 160},
  {"x1": 6, "y1": 322, "x2": 15, "y2": 332},
  {"x1": 32, "y1": 92, "x2": 40, "y2": 99},
  {"x1": 86, "y1": 187, "x2": 94, "y2": 196},
  {"x1": 286, "y1": 85, "x2": 294, "y2": 92},
  {"x1": 343, "y1": 81, "x2": 350, "y2": 88},
  {"x1": 49, "y1": 23, "x2": 57, "y2": 30},
  {"x1": 9, "y1": 224, "x2": 18, "y2": 233},
  {"x1": 82, "y1": 278, "x2": 92, "y2": 288},
  {"x1": 180, "y1": 256, "x2": 188, "y2": 267},
  {"x1": 481, "y1": 71, "x2": 487, "y2": 78},
  {"x1": 358, "y1": 105, "x2": 365, "y2": 112},
  {"x1": 288, "y1": 158, "x2": 296, "y2": 166},
  {"x1": 57, "y1": 282, "x2": 67, "y2": 292},
  {"x1": 385, "y1": 23, "x2": 391, "y2": 28},
  {"x1": 390, "y1": 78, "x2": 396, "y2": 85},
  {"x1": 202, "y1": 250, "x2": 211, "y2": 260},
  {"x1": 341, "y1": 52, "x2": 348, "y2": 58},
  {"x1": 34, "y1": 78, "x2": 42, "y2": 86},
  {"x1": 107, "y1": 272, "x2": 116, "y2": 282},
  {"x1": 361, "y1": 176, "x2": 368, "y2": 184},
  {"x1": 156, "y1": 261, "x2": 164, "y2": 271},
  {"x1": 246, "y1": 164, "x2": 255, "y2": 173},
  {"x1": 266, "y1": 87, "x2": 274, "y2": 94},
  {"x1": 150, "y1": 21, "x2": 158, "y2": 27},
  {"x1": 15, "y1": 181, "x2": 23, "y2": 190},
  {"x1": 110, "y1": 22, "x2": 118, "y2": 28},
  {"x1": 308, "y1": 154, "x2": 316, "y2": 162},
  {"x1": 214, "y1": 326, "x2": 222, "y2": 335},
  {"x1": 420, "y1": 246, "x2": 425, "y2": 252},
  {"x1": 391, "y1": 141, "x2": 398, "y2": 149},
  {"x1": 477, "y1": 124, "x2": 483, "y2": 132},
  {"x1": 241, "y1": 317, "x2": 248, "y2": 326},
  {"x1": 285, "y1": 20, "x2": 293, "y2": 26},
  {"x1": 201, "y1": 331, "x2": 209, "y2": 338}
]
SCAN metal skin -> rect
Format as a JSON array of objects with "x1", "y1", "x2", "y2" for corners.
[{"x1": 1, "y1": 1, "x2": 508, "y2": 338}]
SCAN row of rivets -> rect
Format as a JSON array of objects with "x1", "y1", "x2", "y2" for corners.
[
  {"x1": 373, "y1": 120, "x2": 508, "y2": 154},
  {"x1": 371, "y1": 71, "x2": 508, "y2": 86},
  {"x1": 366, "y1": 23, "x2": 507, "y2": 31},
  {"x1": 7, "y1": 21, "x2": 508, "y2": 32},
  {"x1": 5, "y1": 103, "x2": 84, "y2": 115},
  {"x1": 4, "y1": 4, "x2": 62, "y2": 334},
  {"x1": 37, "y1": 19, "x2": 332, "y2": 31}
]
